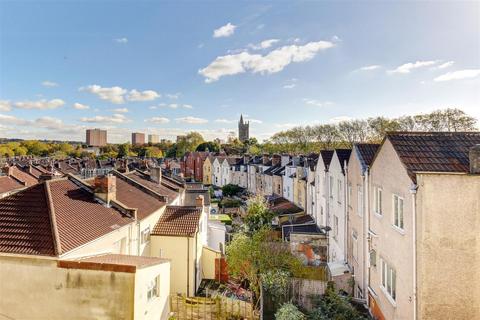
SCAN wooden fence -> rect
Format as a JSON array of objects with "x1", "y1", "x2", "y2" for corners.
[{"x1": 170, "y1": 294, "x2": 260, "y2": 320}]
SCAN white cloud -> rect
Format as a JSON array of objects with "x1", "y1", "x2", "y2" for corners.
[
  {"x1": 113, "y1": 107, "x2": 129, "y2": 113},
  {"x1": 149, "y1": 106, "x2": 158, "y2": 110},
  {"x1": 34, "y1": 116, "x2": 64, "y2": 130},
  {"x1": 14, "y1": 98, "x2": 65, "y2": 110},
  {"x1": 215, "y1": 119, "x2": 235, "y2": 124},
  {"x1": 437, "y1": 61, "x2": 454, "y2": 69},
  {"x1": 73, "y1": 102, "x2": 90, "y2": 110},
  {"x1": 358, "y1": 65, "x2": 381, "y2": 71},
  {"x1": 283, "y1": 83, "x2": 296, "y2": 89},
  {"x1": 388, "y1": 60, "x2": 439, "y2": 74},
  {"x1": 41, "y1": 80, "x2": 59, "y2": 87},
  {"x1": 175, "y1": 116, "x2": 208, "y2": 124},
  {"x1": 80, "y1": 113, "x2": 129, "y2": 124},
  {"x1": 0, "y1": 114, "x2": 30, "y2": 126},
  {"x1": 213, "y1": 23, "x2": 236, "y2": 38},
  {"x1": 183, "y1": 104, "x2": 193, "y2": 109},
  {"x1": 114, "y1": 37, "x2": 128, "y2": 44},
  {"x1": 126, "y1": 89, "x2": 160, "y2": 101},
  {"x1": 248, "y1": 39, "x2": 279, "y2": 50},
  {"x1": 80, "y1": 85, "x2": 127, "y2": 104},
  {"x1": 303, "y1": 99, "x2": 333, "y2": 107},
  {"x1": 166, "y1": 93, "x2": 180, "y2": 99},
  {"x1": 145, "y1": 117, "x2": 170, "y2": 124},
  {"x1": 199, "y1": 40, "x2": 335, "y2": 82},
  {"x1": 0, "y1": 100, "x2": 11, "y2": 111},
  {"x1": 433, "y1": 69, "x2": 480, "y2": 82},
  {"x1": 245, "y1": 118, "x2": 263, "y2": 124}
]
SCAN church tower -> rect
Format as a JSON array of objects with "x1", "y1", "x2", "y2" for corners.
[{"x1": 238, "y1": 114, "x2": 249, "y2": 142}]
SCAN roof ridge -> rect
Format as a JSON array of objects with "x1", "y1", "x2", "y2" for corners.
[
  {"x1": 44, "y1": 180, "x2": 62, "y2": 256},
  {"x1": 112, "y1": 170, "x2": 168, "y2": 203}
]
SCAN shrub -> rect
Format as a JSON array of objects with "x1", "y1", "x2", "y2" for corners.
[{"x1": 275, "y1": 302, "x2": 306, "y2": 320}]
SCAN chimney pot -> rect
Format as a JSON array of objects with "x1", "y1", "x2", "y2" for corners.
[
  {"x1": 150, "y1": 167, "x2": 162, "y2": 184},
  {"x1": 469, "y1": 144, "x2": 480, "y2": 174}
]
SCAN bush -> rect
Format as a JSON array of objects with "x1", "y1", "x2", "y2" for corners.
[
  {"x1": 308, "y1": 285, "x2": 368, "y2": 320},
  {"x1": 222, "y1": 184, "x2": 242, "y2": 197},
  {"x1": 275, "y1": 302, "x2": 306, "y2": 320}
]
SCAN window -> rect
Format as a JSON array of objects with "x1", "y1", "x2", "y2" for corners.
[
  {"x1": 393, "y1": 194, "x2": 404, "y2": 230},
  {"x1": 357, "y1": 186, "x2": 363, "y2": 217},
  {"x1": 352, "y1": 230, "x2": 358, "y2": 262},
  {"x1": 337, "y1": 179, "x2": 342, "y2": 204},
  {"x1": 147, "y1": 275, "x2": 160, "y2": 301},
  {"x1": 381, "y1": 259, "x2": 396, "y2": 301},
  {"x1": 374, "y1": 186, "x2": 383, "y2": 215},
  {"x1": 141, "y1": 227, "x2": 150, "y2": 244},
  {"x1": 348, "y1": 183, "x2": 352, "y2": 207},
  {"x1": 333, "y1": 216, "x2": 339, "y2": 238},
  {"x1": 329, "y1": 176, "x2": 334, "y2": 198},
  {"x1": 370, "y1": 249, "x2": 377, "y2": 267}
]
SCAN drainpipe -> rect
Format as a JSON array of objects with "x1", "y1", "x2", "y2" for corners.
[
  {"x1": 194, "y1": 232, "x2": 198, "y2": 295},
  {"x1": 364, "y1": 167, "x2": 370, "y2": 307},
  {"x1": 410, "y1": 183, "x2": 418, "y2": 320},
  {"x1": 344, "y1": 161, "x2": 348, "y2": 263}
]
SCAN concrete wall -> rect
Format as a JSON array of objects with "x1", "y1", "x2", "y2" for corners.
[
  {"x1": 416, "y1": 173, "x2": 480, "y2": 320},
  {"x1": 133, "y1": 261, "x2": 171, "y2": 320},
  {"x1": 0, "y1": 255, "x2": 135, "y2": 320},
  {"x1": 369, "y1": 139, "x2": 414, "y2": 320}
]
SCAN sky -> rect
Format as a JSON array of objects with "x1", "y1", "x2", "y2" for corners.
[{"x1": 0, "y1": 1, "x2": 479, "y2": 143}]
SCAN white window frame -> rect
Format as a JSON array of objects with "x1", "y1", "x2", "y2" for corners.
[
  {"x1": 141, "y1": 227, "x2": 150, "y2": 245},
  {"x1": 351, "y1": 230, "x2": 358, "y2": 263},
  {"x1": 147, "y1": 275, "x2": 160, "y2": 301},
  {"x1": 374, "y1": 186, "x2": 383, "y2": 215},
  {"x1": 381, "y1": 258, "x2": 397, "y2": 304},
  {"x1": 392, "y1": 194, "x2": 404, "y2": 230},
  {"x1": 329, "y1": 176, "x2": 334, "y2": 199}
]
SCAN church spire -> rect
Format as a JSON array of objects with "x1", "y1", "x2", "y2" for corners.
[{"x1": 240, "y1": 114, "x2": 244, "y2": 124}]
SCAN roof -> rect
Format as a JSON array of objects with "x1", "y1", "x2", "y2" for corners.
[
  {"x1": 355, "y1": 143, "x2": 380, "y2": 172},
  {"x1": 152, "y1": 206, "x2": 202, "y2": 237},
  {"x1": 59, "y1": 254, "x2": 168, "y2": 273},
  {"x1": 0, "y1": 177, "x2": 134, "y2": 257},
  {"x1": 319, "y1": 150, "x2": 334, "y2": 169},
  {"x1": 335, "y1": 149, "x2": 352, "y2": 174},
  {"x1": 10, "y1": 166, "x2": 38, "y2": 186},
  {"x1": 268, "y1": 195, "x2": 303, "y2": 215},
  {"x1": 282, "y1": 224, "x2": 324, "y2": 240},
  {"x1": 386, "y1": 132, "x2": 480, "y2": 182},
  {"x1": 124, "y1": 170, "x2": 179, "y2": 203},
  {"x1": 280, "y1": 214, "x2": 315, "y2": 226},
  {"x1": 0, "y1": 176, "x2": 24, "y2": 195}
]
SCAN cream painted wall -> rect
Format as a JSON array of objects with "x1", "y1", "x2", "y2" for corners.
[
  {"x1": 314, "y1": 156, "x2": 328, "y2": 228},
  {"x1": 416, "y1": 173, "x2": 480, "y2": 320},
  {"x1": 347, "y1": 148, "x2": 366, "y2": 299},
  {"x1": 201, "y1": 246, "x2": 221, "y2": 280},
  {"x1": 0, "y1": 255, "x2": 135, "y2": 320},
  {"x1": 329, "y1": 152, "x2": 347, "y2": 263},
  {"x1": 133, "y1": 261, "x2": 171, "y2": 320},
  {"x1": 369, "y1": 139, "x2": 414, "y2": 320}
]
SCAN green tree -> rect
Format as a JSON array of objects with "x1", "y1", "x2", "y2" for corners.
[
  {"x1": 196, "y1": 141, "x2": 220, "y2": 152},
  {"x1": 222, "y1": 184, "x2": 242, "y2": 197},
  {"x1": 176, "y1": 132, "x2": 205, "y2": 157},
  {"x1": 117, "y1": 143, "x2": 131, "y2": 158},
  {"x1": 144, "y1": 146, "x2": 163, "y2": 158},
  {"x1": 275, "y1": 303, "x2": 306, "y2": 320},
  {"x1": 243, "y1": 195, "x2": 275, "y2": 234}
]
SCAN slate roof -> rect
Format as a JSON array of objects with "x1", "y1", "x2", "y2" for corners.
[
  {"x1": 355, "y1": 143, "x2": 380, "y2": 171},
  {"x1": 280, "y1": 214, "x2": 315, "y2": 226},
  {"x1": 319, "y1": 150, "x2": 334, "y2": 169},
  {"x1": 151, "y1": 206, "x2": 202, "y2": 237},
  {"x1": 386, "y1": 132, "x2": 480, "y2": 182},
  {"x1": 0, "y1": 177, "x2": 134, "y2": 257},
  {"x1": 268, "y1": 195, "x2": 303, "y2": 215},
  {"x1": 335, "y1": 149, "x2": 352, "y2": 174},
  {"x1": 124, "y1": 170, "x2": 180, "y2": 203},
  {"x1": 282, "y1": 224, "x2": 324, "y2": 240}
]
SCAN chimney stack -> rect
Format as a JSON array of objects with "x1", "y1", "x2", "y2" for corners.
[
  {"x1": 262, "y1": 154, "x2": 270, "y2": 165},
  {"x1": 469, "y1": 144, "x2": 480, "y2": 174},
  {"x1": 272, "y1": 154, "x2": 281, "y2": 166},
  {"x1": 94, "y1": 175, "x2": 117, "y2": 205},
  {"x1": 195, "y1": 195, "x2": 204, "y2": 208},
  {"x1": 1, "y1": 164, "x2": 12, "y2": 177},
  {"x1": 150, "y1": 167, "x2": 162, "y2": 184},
  {"x1": 39, "y1": 173, "x2": 54, "y2": 183}
]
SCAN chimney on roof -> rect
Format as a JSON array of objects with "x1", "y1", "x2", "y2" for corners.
[
  {"x1": 272, "y1": 154, "x2": 281, "y2": 166},
  {"x1": 469, "y1": 144, "x2": 480, "y2": 174},
  {"x1": 94, "y1": 174, "x2": 116, "y2": 205},
  {"x1": 150, "y1": 167, "x2": 162, "y2": 184},
  {"x1": 39, "y1": 173, "x2": 54, "y2": 183},
  {"x1": 195, "y1": 195, "x2": 204, "y2": 208},
  {"x1": 1, "y1": 164, "x2": 12, "y2": 177},
  {"x1": 262, "y1": 154, "x2": 270, "y2": 165}
]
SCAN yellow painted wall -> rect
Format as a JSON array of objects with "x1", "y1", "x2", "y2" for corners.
[
  {"x1": 201, "y1": 246, "x2": 221, "y2": 280},
  {"x1": 416, "y1": 173, "x2": 480, "y2": 320},
  {"x1": 203, "y1": 158, "x2": 212, "y2": 185},
  {"x1": 0, "y1": 254, "x2": 135, "y2": 320}
]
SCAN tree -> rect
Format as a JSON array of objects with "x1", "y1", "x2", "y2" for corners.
[
  {"x1": 117, "y1": 143, "x2": 131, "y2": 158},
  {"x1": 309, "y1": 284, "x2": 368, "y2": 320},
  {"x1": 196, "y1": 141, "x2": 220, "y2": 152},
  {"x1": 226, "y1": 228, "x2": 304, "y2": 302},
  {"x1": 144, "y1": 146, "x2": 163, "y2": 158},
  {"x1": 176, "y1": 132, "x2": 205, "y2": 157},
  {"x1": 243, "y1": 195, "x2": 275, "y2": 234},
  {"x1": 275, "y1": 303, "x2": 306, "y2": 320},
  {"x1": 222, "y1": 184, "x2": 242, "y2": 197}
]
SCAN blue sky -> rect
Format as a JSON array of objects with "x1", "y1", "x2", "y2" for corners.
[{"x1": 0, "y1": 1, "x2": 479, "y2": 143}]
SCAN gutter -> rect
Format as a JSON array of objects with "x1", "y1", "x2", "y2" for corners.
[{"x1": 410, "y1": 183, "x2": 418, "y2": 320}]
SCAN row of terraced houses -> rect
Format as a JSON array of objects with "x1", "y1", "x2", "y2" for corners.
[{"x1": 183, "y1": 132, "x2": 480, "y2": 320}]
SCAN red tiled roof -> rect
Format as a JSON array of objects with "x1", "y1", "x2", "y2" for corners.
[
  {"x1": 10, "y1": 166, "x2": 38, "y2": 186},
  {"x1": 0, "y1": 184, "x2": 56, "y2": 256},
  {"x1": 0, "y1": 176, "x2": 24, "y2": 195},
  {"x1": 152, "y1": 206, "x2": 201, "y2": 237},
  {"x1": 386, "y1": 132, "x2": 480, "y2": 182}
]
